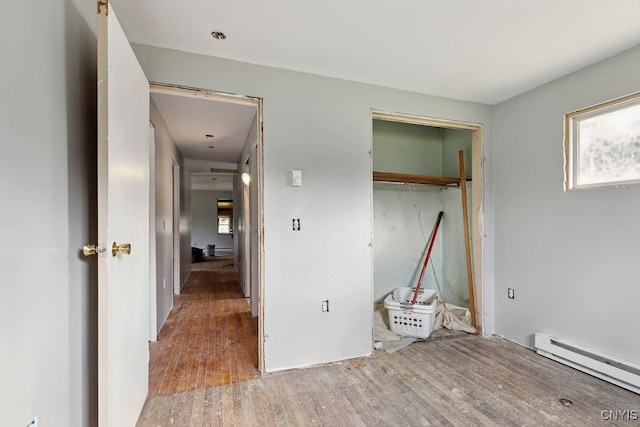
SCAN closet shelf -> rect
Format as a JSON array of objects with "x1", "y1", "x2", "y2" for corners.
[{"x1": 373, "y1": 171, "x2": 469, "y2": 186}]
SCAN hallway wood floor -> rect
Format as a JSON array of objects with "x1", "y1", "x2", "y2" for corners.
[
  {"x1": 137, "y1": 260, "x2": 640, "y2": 426},
  {"x1": 146, "y1": 256, "x2": 259, "y2": 400}
]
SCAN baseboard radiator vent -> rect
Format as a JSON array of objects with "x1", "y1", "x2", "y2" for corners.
[{"x1": 534, "y1": 333, "x2": 640, "y2": 394}]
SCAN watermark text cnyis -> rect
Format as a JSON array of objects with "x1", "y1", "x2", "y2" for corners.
[{"x1": 601, "y1": 409, "x2": 638, "y2": 421}]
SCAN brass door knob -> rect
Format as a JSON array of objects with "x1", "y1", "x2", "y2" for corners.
[
  {"x1": 112, "y1": 242, "x2": 131, "y2": 257},
  {"x1": 83, "y1": 244, "x2": 108, "y2": 257}
]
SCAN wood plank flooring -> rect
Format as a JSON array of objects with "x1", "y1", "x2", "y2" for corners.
[
  {"x1": 146, "y1": 256, "x2": 259, "y2": 401},
  {"x1": 137, "y1": 261, "x2": 640, "y2": 426}
]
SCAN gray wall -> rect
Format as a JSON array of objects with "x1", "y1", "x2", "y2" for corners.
[
  {"x1": 372, "y1": 120, "x2": 443, "y2": 175},
  {"x1": 372, "y1": 184, "x2": 472, "y2": 308},
  {"x1": 492, "y1": 44, "x2": 640, "y2": 364},
  {"x1": 132, "y1": 44, "x2": 493, "y2": 371},
  {"x1": 150, "y1": 99, "x2": 188, "y2": 334},
  {"x1": 442, "y1": 128, "x2": 472, "y2": 179},
  {"x1": 373, "y1": 184, "x2": 443, "y2": 303},
  {"x1": 440, "y1": 184, "x2": 473, "y2": 307},
  {"x1": 0, "y1": 1, "x2": 98, "y2": 426},
  {"x1": 191, "y1": 190, "x2": 234, "y2": 253}
]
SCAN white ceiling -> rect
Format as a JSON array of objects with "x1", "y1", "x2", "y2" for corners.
[
  {"x1": 190, "y1": 172, "x2": 236, "y2": 192},
  {"x1": 113, "y1": 0, "x2": 640, "y2": 105},
  {"x1": 151, "y1": 92, "x2": 256, "y2": 164},
  {"x1": 128, "y1": 1, "x2": 640, "y2": 190},
  {"x1": 150, "y1": 92, "x2": 256, "y2": 191}
]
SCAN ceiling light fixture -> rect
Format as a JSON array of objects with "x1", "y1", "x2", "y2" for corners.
[{"x1": 211, "y1": 31, "x2": 226, "y2": 40}]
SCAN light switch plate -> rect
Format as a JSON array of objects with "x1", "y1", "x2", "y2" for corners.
[{"x1": 291, "y1": 169, "x2": 302, "y2": 187}]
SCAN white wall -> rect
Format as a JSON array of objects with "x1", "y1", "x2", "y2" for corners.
[
  {"x1": 133, "y1": 44, "x2": 493, "y2": 371},
  {"x1": 0, "y1": 1, "x2": 98, "y2": 425},
  {"x1": 150, "y1": 99, "x2": 187, "y2": 334},
  {"x1": 373, "y1": 184, "x2": 443, "y2": 303},
  {"x1": 191, "y1": 190, "x2": 234, "y2": 253},
  {"x1": 492, "y1": 44, "x2": 640, "y2": 364}
]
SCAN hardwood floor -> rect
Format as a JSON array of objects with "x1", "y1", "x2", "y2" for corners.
[
  {"x1": 146, "y1": 256, "x2": 259, "y2": 399},
  {"x1": 137, "y1": 262, "x2": 640, "y2": 426}
]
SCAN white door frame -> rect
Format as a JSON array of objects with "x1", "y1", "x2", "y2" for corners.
[
  {"x1": 150, "y1": 82, "x2": 265, "y2": 374},
  {"x1": 149, "y1": 122, "x2": 158, "y2": 341},
  {"x1": 172, "y1": 159, "x2": 181, "y2": 295},
  {"x1": 242, "y1": 157, "x2": 251, "y2": 298},
  {"x1": 371, "y1": 110, "x2": 485, "y2": 334}
]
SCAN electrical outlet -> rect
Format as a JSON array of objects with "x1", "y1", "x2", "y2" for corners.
[
  {"x1": 322, "y1": 300, "x2": 330, "y2": 312},
  {"x1": 507, "y1": 288, "x2": 515, "y2": 299},
  {"x1": 292, "y1": 218, "x2": 301, "y2": 231}
]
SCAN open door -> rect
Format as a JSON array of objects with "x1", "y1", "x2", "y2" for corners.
[{"x1": 97, "y1": 2, "x2": 150, "y2": 425}]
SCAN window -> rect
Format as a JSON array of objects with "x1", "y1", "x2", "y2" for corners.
[
  {"x1": 564, "y1": 91, "x2": 640, "y2": 190},
  {"x1": 217, "y1": 198, "x2": 233, "y2": 234}
]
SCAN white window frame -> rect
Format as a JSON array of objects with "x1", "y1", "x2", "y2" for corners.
[
  {"x1": 217, "y1": 215, "x2": 231, "y2": 234},
  {"x1": 564, "y1": 91, "x2": 640, "y2": 191}
]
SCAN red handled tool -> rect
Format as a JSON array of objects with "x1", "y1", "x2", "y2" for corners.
[{"x1": 411, "y1": 211, "x2": 444, "y2": 304}]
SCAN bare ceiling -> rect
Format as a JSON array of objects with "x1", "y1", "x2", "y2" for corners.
[
  {"x1": 190, "y1": 172, "x2": 235, "y2": 192},
  {"x1": 151, "y1": 92, "x2": 256, "y2": 164},
  {"x1": 112, "y1": 0, "x2": 640, "y2": 105},
  {"x1": 126, "y1": 1, "x2": 640, "y2": 190}
]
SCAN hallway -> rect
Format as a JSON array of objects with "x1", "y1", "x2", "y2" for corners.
[{"x1": 141, "y1": 255, "x2": 259, "y2": 414}]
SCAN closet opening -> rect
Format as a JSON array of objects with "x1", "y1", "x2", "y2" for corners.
[{"x1": 371, "y1": 111, "x2": 484, "y2": 342}]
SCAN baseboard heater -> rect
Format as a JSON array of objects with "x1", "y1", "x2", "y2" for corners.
[{"x1": 534, "y1": 333, "x2": 640, "y2": 394}]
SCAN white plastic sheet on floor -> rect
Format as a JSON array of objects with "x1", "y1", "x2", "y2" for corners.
[
  {"x1": 374, "y1": 300, "x2": 476, "y2": 353},
  {"x1": 433, "y1": 300, "x2": 476, "y2": 334}
]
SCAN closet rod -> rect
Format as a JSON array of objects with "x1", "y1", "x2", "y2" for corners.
[{"x1": 373, "y1": 171, "x2": 466, "y2": 186}]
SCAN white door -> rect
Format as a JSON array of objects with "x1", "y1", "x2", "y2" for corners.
[{"x1": 97, "y1": 2, "x2": 150, "y2": 426}]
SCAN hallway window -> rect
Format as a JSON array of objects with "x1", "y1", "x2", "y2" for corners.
[{"x1": 217, "y1": 198, "x2": 233, "y2": 234}]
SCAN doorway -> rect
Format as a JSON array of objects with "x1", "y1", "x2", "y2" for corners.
[
  {"x1": 149, "y1": 82, "x2": 265, "y2": 375},
  {"x1": 371, "y1": 110, "x2": 485, "y2": 333}
]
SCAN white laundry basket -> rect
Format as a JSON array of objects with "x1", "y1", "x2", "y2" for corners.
[{"x1": 384, "y1": 287, "x2": 438, "y2": 339}]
